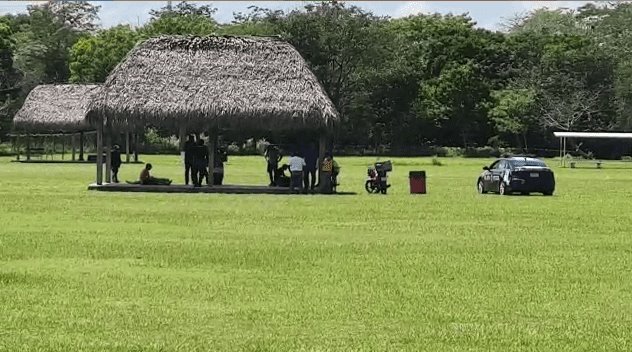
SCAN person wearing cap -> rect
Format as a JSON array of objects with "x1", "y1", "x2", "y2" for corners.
[{"x1": 111, "y1": 144, "x2": 122, "y2": 183}]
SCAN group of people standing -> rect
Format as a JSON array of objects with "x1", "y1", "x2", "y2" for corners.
[
  {"x1": 265, "y1": 143, "x2": 339, "y2": 193},
  {"x1": 184, "y1": 135, "x2": 225, "y2": 187}
]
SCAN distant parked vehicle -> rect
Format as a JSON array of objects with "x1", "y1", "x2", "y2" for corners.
[{"x1": 477, "y1": 157, "x2": 555, "y2": 196}]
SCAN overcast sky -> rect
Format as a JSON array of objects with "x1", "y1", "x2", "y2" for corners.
[{"x1": 0, "y1": 1, "x2": 593, "y2": 30}]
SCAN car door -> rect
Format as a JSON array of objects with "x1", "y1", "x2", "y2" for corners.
[
  {"x1": 483, "y1": 160, "x2": 500, "y2": 190},
  {"x1": 490, "y1": 160, "x2": 506, "y2": 191}
]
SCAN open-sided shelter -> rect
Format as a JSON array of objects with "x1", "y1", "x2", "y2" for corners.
[
  {"x1": 12, "y1": 84, "x2": 99, "y2": 161},
  {"x1": 87, "y1": 35, "x2": 339, "y2": 189},
  {"x1": 12, "y1": 84, "x2": 139, "y2": 163},
  {"x1": 554, "y1": 131, "x2": 632, "y2": 167}
]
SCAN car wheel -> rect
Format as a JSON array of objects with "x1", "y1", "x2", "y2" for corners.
[
  {"x1": 543, "y1": 191, "x2": 553, "y2": 196},
  {"x1": 477, "y1": 180, "x2": 486, "y2": 194},
  {"x1": 521, "y1": 192, "x2": 530, "y2": 196},
  {"x1": 499, "y1": 182, "x2": 510, "y2": 196}
]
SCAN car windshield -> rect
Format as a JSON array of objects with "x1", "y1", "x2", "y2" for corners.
[{"x1": 510, "y1": 159, "x2": 547, "y2": 167}]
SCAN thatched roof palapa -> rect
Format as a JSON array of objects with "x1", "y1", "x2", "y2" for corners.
[
  {"x1": 87, "y1": 35, "x2": 339, "y2": 132},
  {"x1": 13, "y1": 84, "x2": 101, "y2": 133}
]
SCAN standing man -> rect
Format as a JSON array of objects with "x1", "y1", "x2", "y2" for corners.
[
  {"x1": 184, "y1": 134, "x2": 196, "y2": 185},
  {"x1": 193, "y1": 139, "x2": 209, "y2": 187},
  {"x1": 264, "y1": 144, "x2": 282, "y2": 186},
  {"x1": 212, "y1": 147, "x2": 225, "y2": 185},
  {"x1": 288, "y1": 151, "x2": 306, "y2": 194},
  {"x1": 111, "y1": 144, "x2": 122, "y2": 183}
]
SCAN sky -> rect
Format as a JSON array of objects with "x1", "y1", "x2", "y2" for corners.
[{"x1": 0, "y1": 1, "x2": 594, "y2": 30}]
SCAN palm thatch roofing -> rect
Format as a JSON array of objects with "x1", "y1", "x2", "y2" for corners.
[
  {"x1": 13, "y1": 84, "x2": 101, "y2": 133},
  {"x1": 87, "y1": 35, "x2": 339, "y2": 132}
]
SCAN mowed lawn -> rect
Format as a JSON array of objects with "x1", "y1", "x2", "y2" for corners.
[{"x1": 1, "y1": 155, "x2": 631, "y2": 351}]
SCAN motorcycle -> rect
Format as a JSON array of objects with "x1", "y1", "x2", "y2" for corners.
[{"x1": 365, "y1": 161, "x2": 392, "y2": 194}]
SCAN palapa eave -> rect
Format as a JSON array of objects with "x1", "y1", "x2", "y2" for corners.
[
  {"x1": 13, "y1": 84, "x2": 101, "y2": 134},
  {"x1": 87, "y1": 35, "x2": 340, "y2": 132}
]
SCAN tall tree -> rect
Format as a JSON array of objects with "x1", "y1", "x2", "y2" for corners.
[
  {"x1": 12, "y1": 1, "x2": 100, "y2": 84},
  {"x1": 142, "y1": 1, "x2": 218, "y2": 36},
  {"x1": 70, "y1": 25, "x2": 139, "y2": 83},
  {"x1": 0, "y1": 21, "x2": 22, "y2": 137}
]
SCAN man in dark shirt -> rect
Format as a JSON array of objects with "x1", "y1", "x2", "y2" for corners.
[
  {"x1": 193, "y1": 139, "x2": 209, "y2": 187},
  {"x1": 111, "y1": 144, "x2": 122, "y2": 183},
  {"x1": 212, "y1": 148, "x2": 225, "y2": 185},
  {"x1": 265, "y1": 145, "x2": 282, "y2": 186},
  {"x1": 184, "y1": 135, "x2": 196, "y2": 185}
]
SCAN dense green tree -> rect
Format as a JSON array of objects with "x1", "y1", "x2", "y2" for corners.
[
  {"x1": 488, "y1": 89, "x2": 537, "y2": 148},
  {"x1": 141, "y1": 1, "x2": 218, "y2": 36},
  {"x1": 69, "y1": 25, "x2": 139, "y2": 83},
  {"x1": 0, "y1": 22, "x2": 22, "y2": 137},
  {"x1": 12, "y1": 1, "x2": 100, "y2": 84}
]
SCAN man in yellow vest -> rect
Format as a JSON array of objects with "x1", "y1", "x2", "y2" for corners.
[{"x1": 320, "y1": 154, "x2": 334, "y2": 193}]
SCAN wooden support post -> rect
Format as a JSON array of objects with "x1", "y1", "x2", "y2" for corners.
[
  {"x1": 26, "y1": 135, "x2": 31, "y2": 161},
  {"x1": 105, "y1": 124, "x2": 112, "y2": 183},
  {"x1": 79, "y1": 132, "x2": 85, "y2": 161},
  {"x1": 15, "y1": 136, "x2": 20, "y2": 161},
  {"x1": 71, "y1": 134, "x2": 76, "y2": 161},
  {"x1": 208, "y1": 129, "x2": 216, "y2": 187},
  {"x1": 179, "y1": 125, "x2": 186, "y2": 164},
  {"x1": 318, "y1": 132, "x2": 327, "y2": 191},
  {"x1": 125, "y1": 131, "x2": 130, "y2": 163},
  {"x1": 563, "y1": 137, "x2": 567, "y2": 168},
  {"x1": 61, "y1": 136, "x2": 66, "y2": 160},
  {"x1": 133, "y1": 133, "x2": 139, "y2": 163},
  {"x1": 559, "y1": 137, "x2": 563, "y2": 167},
  {"x1": 96, "y1": 121, "x2": 104, "y2": 185}
]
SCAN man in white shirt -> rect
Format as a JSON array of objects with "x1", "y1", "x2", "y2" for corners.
[{"x1": 288, "y1": 151, "x2": 306, "y2": 193}]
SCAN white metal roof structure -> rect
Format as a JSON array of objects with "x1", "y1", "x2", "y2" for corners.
[
  {"x1": 554, "y1": 132, "x2": 632, "y2": 139},
  {"x1": 554, "y1": 131, "x2": 632, "y2": 167}
]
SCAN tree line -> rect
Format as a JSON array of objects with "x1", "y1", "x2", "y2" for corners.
[{"x1": 1, "y1": 1, "x2": 631, "y2": 155}]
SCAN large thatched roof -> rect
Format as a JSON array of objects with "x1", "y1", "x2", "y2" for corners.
[
  {"x1": 87, "y1": 35, "x2": 339, "y2": 131},
  {"x1": 13, "y1": 84, "x2": 101, "y2": 133}
]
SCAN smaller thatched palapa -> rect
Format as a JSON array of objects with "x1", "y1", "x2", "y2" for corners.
[
  {"x1": 87, "y1": 35, "x2": 339, "y2": 132},
  {"x1": 13, "y1": 84, "x2": 101, "y2": 133}
]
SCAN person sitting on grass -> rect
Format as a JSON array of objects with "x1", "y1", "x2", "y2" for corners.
[{"x1": 138, "y1": 163, "x2": 172, "y2": 185}]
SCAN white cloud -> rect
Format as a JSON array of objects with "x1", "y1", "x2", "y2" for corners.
[
  {"x1": 0, "y1": 1, "x2": 599, "y2": 30},
  {"x1": 519, "y1": 1, "x2": 593, "y2": 11},
  {"x1": 393, "y1": 1, "x2": 427, "y2": 18},
  {"x1": 0, "y1": 1, "x2": 45, "y2": 15},
  {"x1": 94, "y1": 1, "x2": 164, "y2": 28}
]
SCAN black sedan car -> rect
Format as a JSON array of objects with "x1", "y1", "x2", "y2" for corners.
[{"x1": 477, "y1": 157, "x2": 555, "y2": 196}]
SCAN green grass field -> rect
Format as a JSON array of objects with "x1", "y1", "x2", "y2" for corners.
[{"x1": 1, "y1": 155, "x2": 631, "y2": 351}]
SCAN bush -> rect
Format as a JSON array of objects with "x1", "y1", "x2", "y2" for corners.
[
  {"x1": 141, "y1": 128, "x2": 178, "y2": 154},
  {"x1": 0, "y1": 143, "x2": 14, "y2": 156},
  {"x1": 255, "y1": 138, "x2": 269, "y2": 155},
  {"x1": 226, "y1": 142, "x2": 240, "y2": 155},
  {"x1": 431, "y1": 156, "x2": 443, "y2": 166}
]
